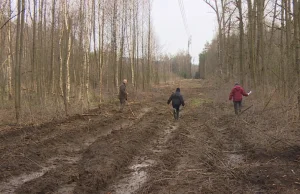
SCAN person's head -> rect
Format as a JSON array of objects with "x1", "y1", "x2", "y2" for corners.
[
  {"x1": 176, "y1": 88, "x2": 180, "y2": 92},
  {"x1": 123, "y1": 79, "x2": 128, "y2": 84},
  {"x1": 234, "y1": 82, "x2": 239, "y2": 86}
]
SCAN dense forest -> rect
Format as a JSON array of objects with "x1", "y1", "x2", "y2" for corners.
[{"x1": 0, "y1": 0, "x2": 192, "y2": 122}]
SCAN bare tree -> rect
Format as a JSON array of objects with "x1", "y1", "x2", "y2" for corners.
[
  {"x1": 147, "y1": 0, "x2": 152, "y2": 88},
  {"x1": 62, "y1": 0, "x2": 72, "y2": 116},
  {"x1": 235, "y1": 0, "x2": 244, "y2": 85},
  {"x1": 7, "y1": 0, "x2": 12, "y2": 100},
  {"x1": 294, "y1": 0, "x2": 300, "y2": 117},
  {"x1": 15, "y1": 0, "x2": 25, "y2": 123}
]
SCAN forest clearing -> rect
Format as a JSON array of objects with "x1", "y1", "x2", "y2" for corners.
[
  {"x1": 0, "y1": 79, "x2": 300, "y2": 194},
  {"x1": 1, "y1": 0, "x2": 300, "y2": 193}
]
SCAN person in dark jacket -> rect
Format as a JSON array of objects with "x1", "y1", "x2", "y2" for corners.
[
  {"x1": 229, "y1": 83, "x2": 250, "y2": 115},
  {"x1": 168, "y1": 88, "x2": 185, "y2": 120},
  {"x1": 119, "y1": 79, "x2": 128, "y2": 112}
]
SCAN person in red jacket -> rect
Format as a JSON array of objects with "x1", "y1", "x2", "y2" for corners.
[{"x1": 229, "y1": 83, "x2": 250, "y2": 115}]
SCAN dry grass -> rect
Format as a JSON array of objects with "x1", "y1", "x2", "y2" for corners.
[{"x1": 0, "y1": 84, "x2": 166, "y2": 127}]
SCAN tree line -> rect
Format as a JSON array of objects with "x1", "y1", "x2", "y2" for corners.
[{"x1": 201, "y1": 0, "x2": 300, "y2": 117}]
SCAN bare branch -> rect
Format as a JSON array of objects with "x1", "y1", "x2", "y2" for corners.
[{"x1": 0, "y1": 8, "x2": 25, "y2": 30}]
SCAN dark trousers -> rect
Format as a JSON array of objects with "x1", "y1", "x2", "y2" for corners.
[
  {"x1": 233, "y1": 101, "x2": 242, "y2": 115},
  {"x1": 173, "y1": 105, "x2": 180, "y2": 120},
  {"x1": 119, "y1": 99, "x2": 126, "y2": 112}
]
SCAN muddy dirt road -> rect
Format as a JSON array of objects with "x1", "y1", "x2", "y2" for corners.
[{"x1": 1, "y1": 80, "x2": 300, "y2": 194}]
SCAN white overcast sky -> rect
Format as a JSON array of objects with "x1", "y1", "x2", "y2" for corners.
[{"x1": 152, "y1": 0, "x2": 216, "y2": 64}]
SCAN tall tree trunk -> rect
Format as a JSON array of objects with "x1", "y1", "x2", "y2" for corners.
[
  {"x1": 295, "y1": 0, "x2": 300, "y2": 118},
  {"x1": 7, "y1": 0, "x2": 12, "y2": 100},
  {"x1": 247, "y1": 0, "x2": 256, "y2": 89},
  {"x1": 85, "y1": 51, "x2": 90, "y2": 110},
  {"x1": 130, "y1": 0, "x2": 136, "y2": 86},
  {"x1": 15, "y1": 0, "x2": 25, "y2": 123},
  {"x1": 147, "y1": 1, "x2": 151, "y2": 88},
  {"x1": 62, "y1": 1, "x2": 71, "y2": 116},
  {"x1": 135, "y1": 0, "x2": 139, "y2": 90},
  {"x1": 119, "y1": 0, "x2": 126, "y2": 84},
  {"x1": 266, "y1": 0, "x2": 278, "y2": 91},
  {"x1": 285, "y1": 0, "x2": 292, "y2": 97},
  {"x1": 50, "y1": 0, "x2": 56, "y2": 93},
  {"x1": 236, "y1": 0, "x2": 244, "y2": 86},
  {"x1": 32, "y1": 0, "x2": 37, "y2": 94},
  {"x1": 99, "y1": 4, "x2": 105, "y2": 103},
  {"x1": 92, "y1": 0, "x2": 99, "y2": 92},
  {"x1": 257, "y1": 0, "x2": 266, "y2": 92},
  {"x1": 37, "y1": 0, "x2": 44, "y2": 103},
  {"x1": 141, "y1": 2, "x2": 145, "y2": 91},
  {"x1": 112, "y1": 0, "x2": 118, "y2": 92},
  {"x1": 280, "y1": 0, "x2": 286, "y2": 95}
]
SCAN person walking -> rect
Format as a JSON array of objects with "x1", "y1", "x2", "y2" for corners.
[
  {"x1": 167, "y1": 88, "x2": 185, "y2": 120},
  {"x1": 229, "y1": 83, "x2": 251, "y2": 115},
  {"x1": 119, "y1": 79, "x2": 128, "y2": 112}
]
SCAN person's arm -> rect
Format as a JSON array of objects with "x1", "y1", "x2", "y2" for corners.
[
  {"x1": 242, "y1": 88, "x2": 249, "y2": 97},
  {"x1": 229, "y1": 89, "x2": 234, "y2": 100},
  {"x1": 180, "y1": 95, "x2": 185, "y2": 106},
  {"x1": 167, "y1": 94, "x2": 173, "y2": 104}
]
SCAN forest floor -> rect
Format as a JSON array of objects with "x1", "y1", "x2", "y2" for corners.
[{"x1": 1, "y1": 79, "x2": 300, "y2": 194}]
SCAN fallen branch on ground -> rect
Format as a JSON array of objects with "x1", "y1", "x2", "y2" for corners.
[
  {"x1": 239, "y1": 105, "x2": 253, "y2": 116},
  {"x1": 128, "y1": 104, "x2": 136, "y2": 117},
  {"x1": 82, "y1": 114, "x2": 99, "y2": 116}
]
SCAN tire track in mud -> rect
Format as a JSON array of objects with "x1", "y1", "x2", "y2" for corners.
[
  {"x1": 73, "y1": 103, "x2": 172, "y2": 194},
  {"x1": 108, "y1": 122, "x2": 179, "y2": 194},
  {"x1": 0, "y1": 105, "x2": 151, "y2": 194},
  {"x1": 136, "y1": 109, "x2": 208, "y2": 194},
  {"x1": 130, "y1": 85, "x2": 209, "y2": 194}
]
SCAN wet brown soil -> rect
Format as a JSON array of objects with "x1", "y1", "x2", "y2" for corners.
[{"x1": 1, "y1": 80, "x2": 300, "y2": 194}]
